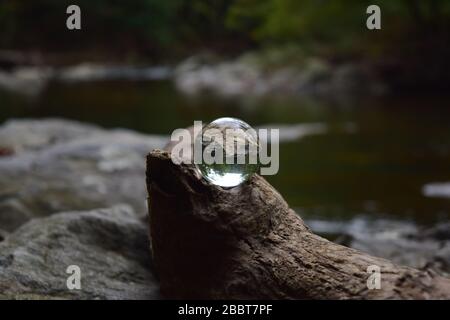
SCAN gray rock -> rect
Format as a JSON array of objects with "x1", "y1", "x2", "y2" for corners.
[
  {"x1": 0, "y1": 63, "x2": 172, "y2": 97},
  {"x1": 0, "y1": 205, "x2": 159, "y2": 299},
  {"x1": 0, "y1": 198, "x2": 32, "y2": 231},
  {"x1": 174, "y1": 55, "x2": 385, "y2": 98},
  {"x1": 0, "y1": 67, "x2": 54, "y2": 96},
  {"x1": 422, "y1": 182, "x2": 450, "y2": 199},
  {"x1": 306, "y1": 216, "x2": 450, "y2": 276},
  {"x1": 0, "y1": 119, "x2": 167, "y2": 231},
  {"x1": 0, "y1": 118, "x2": 101, "y2": 153},
  {"x1": 0, "y1": 228, "x2": 8, "y2": 242},
  {"x1": 420, "y1": 222, "x2": 450, "y2": 241},
  {"x1": 58, "y1": 64, "x2": 172, "y2": 82},
  {"x1": 175, "y1": 60, "x2": 260, "y2": 97},
  {"x1": 257, "y1": 122, "x2": 328, "y2": 143}
]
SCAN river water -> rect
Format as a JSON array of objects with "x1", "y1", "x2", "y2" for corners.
[{"x1": 1, "y1": 79, "x2": 450, "y2": 226}]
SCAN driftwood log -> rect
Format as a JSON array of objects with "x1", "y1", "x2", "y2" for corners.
[{"x1": 146, "y1": 149, "x2": 450, "y2": 299}]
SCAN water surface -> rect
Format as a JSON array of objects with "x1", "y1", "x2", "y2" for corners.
[{"x1": 1, "y1": 80, "x2": 449, "y2": 225}]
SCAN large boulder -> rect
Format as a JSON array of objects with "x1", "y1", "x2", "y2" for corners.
[
  {"x1": 0, "y1": 205, "x2": 159, "y2": 299},
  {"x1": 0, "y1": 119, "x2": 167, "y2": 231}
]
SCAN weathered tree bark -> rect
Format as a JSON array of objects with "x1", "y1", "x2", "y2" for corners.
[{"x1": 146, "y1": 149, "x2": 450, "y2": 299}]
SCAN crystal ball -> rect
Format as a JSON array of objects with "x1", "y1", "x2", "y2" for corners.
[{"x1": 195, "y1": 117, "x2": 260, "y2": 188}]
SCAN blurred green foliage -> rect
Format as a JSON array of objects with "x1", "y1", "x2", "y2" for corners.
[
  {"x1": 0, "y1": 0, "x2": 449, "y2": 60},
  {"x1": 228, "y1": 0, "x2": 450, "y2": 56},
  {"x1": 0, "y1": 0, "x2": 181, "y2": 58}
]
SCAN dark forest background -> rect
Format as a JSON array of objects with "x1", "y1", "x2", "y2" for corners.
[{"x1": 1, "y1": 0, "x2": 449, "y2": 90}]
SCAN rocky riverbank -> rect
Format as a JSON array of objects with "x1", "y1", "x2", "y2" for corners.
[
  {"x1": 0, "y1": 49, "x2": 386, "y2": 99},
  {"x1": 0, "y1": 119, "x2": 448, "y2": 299},
  {"x1": 174, "y1": 53, "x2": 386, "y2": 99}
]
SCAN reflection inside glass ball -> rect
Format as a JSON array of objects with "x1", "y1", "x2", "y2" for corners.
[{"x1": 195, "y1": 117, "x2": 260, "y2": 188}]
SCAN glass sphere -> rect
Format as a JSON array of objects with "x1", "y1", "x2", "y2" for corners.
[{"x1": 195, "y1": 117, "x2": 260, "y2": 187}]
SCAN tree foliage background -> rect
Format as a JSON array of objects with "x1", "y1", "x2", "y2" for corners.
[{"x1": 0, "y1": 0, "x2": 449, "y2": 65}]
